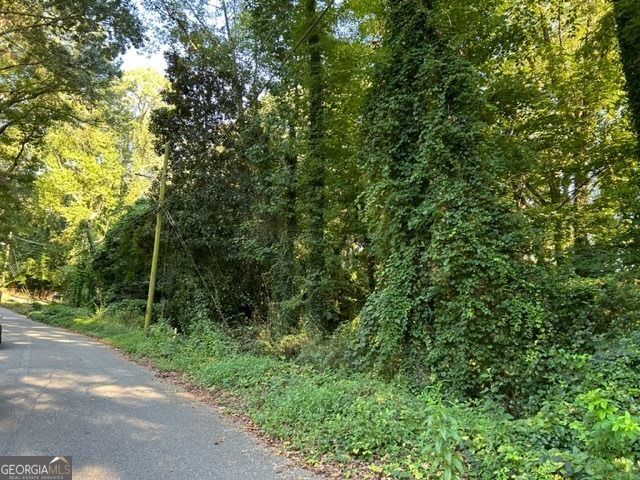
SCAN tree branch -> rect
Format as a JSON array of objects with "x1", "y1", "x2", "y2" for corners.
[
  {"x1": 555, "y1": 165, "x2": 611, "y2": 211},
  {"x1": 524, "y1": 181, "x2": 549, "y2": 206}
]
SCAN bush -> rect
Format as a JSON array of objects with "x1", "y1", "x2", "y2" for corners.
[
  {"x1": 30, "y1": 302, "x2": 640, "y2": 479},
  {"x1": 103, "y1": 298, "x2": 147, "y2": 326},
  {"x1": 30, "y1": 303, "x2": 93, "y2": 326}
]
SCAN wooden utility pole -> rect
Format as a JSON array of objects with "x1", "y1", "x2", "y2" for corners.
[
  {"x1": 0, "y1": 232, "x2": 12, "y2": 303},
  {"x1": 144, "y1": 144, "x2": 169, "y2": 334}
]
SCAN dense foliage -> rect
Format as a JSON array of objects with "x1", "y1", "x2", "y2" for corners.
[
  {"x1": 613, "y1": 0, "x2": 640, "y2": 142},
  {"x1": 0, "y1": 0, "x2": 144, "y2": 234},
  {"x1": 30, "y1": 303, "x2": 640, "y2": 479},
  {"x1": 355, "y1": 0, "x2": 544, "y2": 398},
  {"x1": 3, "y1": 0, "x2": 640, "y2": 477}
]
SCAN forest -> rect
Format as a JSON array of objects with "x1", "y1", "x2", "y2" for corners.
[{"x1": 1, "y1": 0, "x2": 640, "y2": 478}]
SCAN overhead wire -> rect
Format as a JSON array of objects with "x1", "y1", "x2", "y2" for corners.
[
  {"x1": 11, "y1": 235, "x2": 48, "y2": 246},
  {"x1": 163, "y1": 208, "x2": 226, "y2": 322},
  {"x1": 149, "y1": 1, "x2": 337, "y2": 312},
  {"x1": 161, "y1": 0, "x2": 337, "y2": 205},
  {"x1": 8, "y1": 248, "x2": 19, "y2": 277},
  {"x1": 3, "y1": 189, "x2": 159, "y2": 252},
  {"x1": 90, "y1": 205, "x2": 158, "y2": 248}
]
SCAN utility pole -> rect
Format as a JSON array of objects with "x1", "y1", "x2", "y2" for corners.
[
  {"x1": 144, "y1": 144, "x2": 169, "y2": 334},
  {"x1": 0, "y1": 232, "x2": 12, "y2": 303}
]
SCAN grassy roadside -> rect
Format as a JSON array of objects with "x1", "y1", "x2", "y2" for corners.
[
  {"x1": 1, "y1": 299, "x2": 36, "y2": 316},
  {"x1": 25, "y1": 303, "x2": 640, "y2": 479}
]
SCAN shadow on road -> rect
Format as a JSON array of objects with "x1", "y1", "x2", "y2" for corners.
[{"x1": 0, "y1": 309, "x2": 314, "y2": 480}]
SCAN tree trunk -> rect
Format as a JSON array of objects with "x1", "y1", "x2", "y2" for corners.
[
  {"x1": 304, "y1": 0, "x2": 328, "y2": 331},
  {"x1": 612, "y1": 0, "x2": 640, "y2": 145},
  {"x1": 277, "y1": 124, "x2": 298, "y2": 329}
]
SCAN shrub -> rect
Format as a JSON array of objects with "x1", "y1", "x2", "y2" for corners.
[
  {"x1": 30, "y1": 301, "x2": 640, "y2": 479},
  {"x1": 103, "y1": 298, "x2": 147, "y2": 326}
]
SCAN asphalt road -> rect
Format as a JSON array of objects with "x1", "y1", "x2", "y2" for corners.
[{"x1": 0, "y1": 307, "x2": 322, "y2": 480}]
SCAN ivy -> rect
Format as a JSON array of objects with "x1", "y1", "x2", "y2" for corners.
[{"x1": 358, "y1": 0, "x2": 544, "y2": 397}]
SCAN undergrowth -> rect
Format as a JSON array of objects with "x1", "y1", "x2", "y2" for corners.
[{"x1": 29, "y1": 303, "x2": 640, "y2": 479}]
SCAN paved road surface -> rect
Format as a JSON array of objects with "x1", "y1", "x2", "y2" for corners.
[{"x1": 0, "y1": 307, "x2": 321, "y2": 480}]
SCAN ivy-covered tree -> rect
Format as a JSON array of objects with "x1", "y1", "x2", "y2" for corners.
[
  {"x1": 357, "y1": 0, "x2": 544, "y2": 397},
  {"x1": 93, "y1": 199, "x2": 154, "y2": 302},
  {"x1": 612, "y1": 0, "x2": 640, "y2": 143},
  {"x1": 242, "y1": 0, "x2": 376, "y2": 334}
]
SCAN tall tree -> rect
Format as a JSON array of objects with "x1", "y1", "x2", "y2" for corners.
[
  {"x1": 469, "y1": 0, "x2": 635, "y2": 274},
  {"x1": 143, "y1": 0, "x2": 375, "y2": 333},
  {"x1": 150, "y1": 40, "x2": 253, "y2": 328},
  {"x1": 357, "y1": 0, "x2": 542, "y2": 396},
  {"x1": 612, "y1": 0, "x2": 640, "y2": 143},
  {"x1": 611, "y1": 0, "x2": 640, "y2": 274},
  {"x1": 32, "y1": 104, "x2": 129, "y2": 303},
  {"x1": 301, "y1": 0, "x2": 329, "y2": 331},
  {"x1": 243, "y1": 0, "x2": 375, "y2": 333},
  {"x1": 114, "y1": 68, "x2": 168, "y2": 203},
  {"x1": 0, "y1": 0, "x2": 144, "y2": 165},
  {"x1": 8, "y1": 69, "x2": 164, "y2": 301},
  {"x1": 0, "y1": 0, "x2": 144, "y2": 234}
]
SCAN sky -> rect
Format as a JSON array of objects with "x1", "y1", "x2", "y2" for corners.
[{"x1": 121, "y1": 48, "x2": 167, "y2": 73}]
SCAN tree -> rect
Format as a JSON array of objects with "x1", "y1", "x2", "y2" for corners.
[
  {"x1": 9, "y1": 68, "x2": 164, "y2": 301},
  {"x1": 149, "y1": 39, "x2": 254, "y2": 328},
  {"x1": 93, "y1": 199, "x2": 154, "y2": 302},
  {"x1": 243, "y1": 0, "x2": 376, "y2": 333},
  {"x1": 455, "y1": 0, "x2": 636, "y2": 275},
  {"x1": 612, "y1": 0, "x2": 640, "y2": 144},
  {"x1": 113, "y1": 68, "x2": 168, "y2": 203},
  {"x1": 300, "y1": 0, "x2": 329, "y2": 330},
  {"x1": 32, "y1": 106, "x2": 128, "y2": 303},
  {"x1": 0, "y1": 0, "x2": 144, "y2": 232},
  {"x1": 142, "y1": 0, "x2": 376, "y2": 334},
  {"x1": 357, "y1": 0, "x2": 543, "y2": 396}
]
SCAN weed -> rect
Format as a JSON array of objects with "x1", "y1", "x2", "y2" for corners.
[{"x1": 29, "y1": 303, "x2": 640, "y2": 479}]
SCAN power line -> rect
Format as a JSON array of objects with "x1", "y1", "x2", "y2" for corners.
[
  {"x1": 11, "y1": 235, "x2": 48, "y2": 246},
  {"x1": 9, "y1": 249, "x2": 19, "y2": 276},
  {"x1": 91, "y1": 204, "x2": 158, "y2": 249},
  {"x1": 164, "y1": 209, "x2": 226, "y2": 322},
  {"x1": 2, "y1": 201, "x2": 158, "y2": 251}
]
